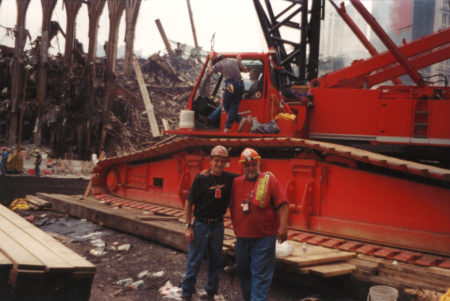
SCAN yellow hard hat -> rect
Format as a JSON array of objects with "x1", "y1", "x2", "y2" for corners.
[{"x1": 35, "y1": 149, "x2": 40, "y2": 153}]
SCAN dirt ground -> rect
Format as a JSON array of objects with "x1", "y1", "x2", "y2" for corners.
[{"x1": 1, "y1": 175, "x2": 361, "y2": 301}]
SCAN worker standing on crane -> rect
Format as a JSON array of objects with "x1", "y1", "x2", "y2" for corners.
[
  {"x1": 209, "y1": 54, "x2": 248, "y2": 133},
  {"x1": 181, "y1": 145, "x2": 238, "y2": 301},
  {"x1": 1, "y1": 146, "x2": 8, "y2": 176},
  {"x1": 230, "y1": 148, "x2": 289, "y2": 301}
]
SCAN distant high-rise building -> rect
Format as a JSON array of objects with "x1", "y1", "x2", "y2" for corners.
[
  {"x1": 372, "y1": 0, "x2": 449, "y2": 85},
  {"x1": 319, "y1": 1, "x2": 372, "y2": 75}
]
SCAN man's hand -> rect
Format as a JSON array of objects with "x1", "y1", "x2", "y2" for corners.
[
  {"x1": 200, "y1": 169, "x2": 210, "y2": 176},
  {"x1": 277, "y1": 227, "x2": 287, "y2": 243},
  {"x1": 277, "y1": 203, "x2": 289, "y2": 243},
  {"x1": 185, "y1": 227, "x2": 194, "y2": 242}
]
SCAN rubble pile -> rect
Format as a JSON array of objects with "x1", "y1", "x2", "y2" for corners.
[
  {"x1": 114, "y1": 53, "x2": 203, "y2": 154},
  {"x1": 0, "y1": 45, "x2": 204, "y2": 158}
]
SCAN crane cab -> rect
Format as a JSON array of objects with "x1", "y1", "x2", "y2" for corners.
[{"x1": 168, "y1": 52, "x2": 307, "y2": 137}]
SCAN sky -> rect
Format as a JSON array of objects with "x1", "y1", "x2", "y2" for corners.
[{"x1": 0, "y1": 0, "x2": 269, "y2": 56}]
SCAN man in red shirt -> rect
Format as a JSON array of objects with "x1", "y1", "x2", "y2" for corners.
[{"x1": 230, "y1": 148, "x2": 289, "y2": 301}]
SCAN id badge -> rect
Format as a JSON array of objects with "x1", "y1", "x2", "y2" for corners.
[
  {"x1": 241, "y1": 199, "x2": 251, "y2": 214},
  {"x1": 215, "y1": 188, "x2": 222, "y2": 199}
]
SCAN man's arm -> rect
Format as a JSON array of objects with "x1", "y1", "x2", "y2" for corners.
[
  {"x1": 184, "y1": 200, "x2": 194, "y2": 242},
  {"x1": 276, "y1": 203, "x2": 289, "y2": 243}
]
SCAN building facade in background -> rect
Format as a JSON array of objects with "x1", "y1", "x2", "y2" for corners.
[
  {"x1": 319, "y1": 0, "x2": 449, "y2": 86},
  {"x1": 385, "y1": 0, "x2": 449, "y2": 84}
]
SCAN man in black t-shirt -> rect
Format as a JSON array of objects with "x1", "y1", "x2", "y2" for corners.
[{"x1": 181, "y1": 145, "x2": 238, "y2": 301}]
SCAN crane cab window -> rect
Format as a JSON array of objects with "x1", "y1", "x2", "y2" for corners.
[{"x1": 242, "y1": 60, "x2": 264, "y2": 99}]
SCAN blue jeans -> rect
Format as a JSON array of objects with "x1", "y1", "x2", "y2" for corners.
[
  {"x1": 223, "y1": 79, "x2": 244, "y2": 130},
  {"x1": 235, "y1": 236, "x2": 276, "y2": 301},
  {"x1": 35, "y1": 165, "x2": 40, "y2": 177},
  {"x1": 208, "y1": 105, "x2": 222, "y2": 123},
  {"x1": 1, "y1": 160, "x2": 6, "y2": 175},
  {"x1": 182, "y1": 220, "x2": 224, "y2": 297}
]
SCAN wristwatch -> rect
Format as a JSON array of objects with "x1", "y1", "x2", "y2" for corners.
[{"x1": 185, "y1": 223, "x2": 193, "y2": 228}]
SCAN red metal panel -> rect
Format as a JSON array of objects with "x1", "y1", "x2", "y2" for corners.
[
  {"x1": 309, "y1": 88, "x2": 379, "y2": 137},
  {"x1": 317, "y1": 163, "x2": 449, "y2": 233},
  {"x1": 429, "y1": 100, "x2": 450, "y2": 143},
  {"x1": 308, "y1": 87, "x2": 450, "y2": 145},
  {"x1": 376, "y1": 95, "x2": 413, "y2": 138},
  {"x1": 260, "y1": 158, "x2": 450, "y2": 255}
]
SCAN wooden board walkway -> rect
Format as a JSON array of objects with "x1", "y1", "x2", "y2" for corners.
[
  {"x1": 37, "y1": 193, "x2": 356, "y2": 278},
  {"x1": 0, "y1": 203, "x2": 95, "y2": 301},
  {"x1": 36, "y1": 193, "x2": 450, "y2": 296}
]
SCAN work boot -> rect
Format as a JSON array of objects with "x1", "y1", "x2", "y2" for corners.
[
  {"x1": 200, "y1": 292, "x2": 215, "y2": 300},
  {"x1": 237, "y1": 118, "x2": 247, "y2": 132}
]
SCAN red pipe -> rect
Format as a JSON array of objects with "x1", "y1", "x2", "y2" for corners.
[
  {"x1": 332, "y1": 1, "x2": 401, "y2": 85},
  {"x1": 350, "y1": 0, "x2": 425, "y2": 87}
]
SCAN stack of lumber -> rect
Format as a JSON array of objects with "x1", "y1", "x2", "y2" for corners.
[
  {"x1": 0, "y1": 204, "x2": 95, "y2": 301},
  {"x1": 26, "y1": 194, "x2": 51, "y2": 210},
  {"x1": 350, "y1": 255, "x2": 450, "y2": 292}
]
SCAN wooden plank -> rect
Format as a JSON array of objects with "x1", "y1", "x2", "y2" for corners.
[
  {"x1": 0, "y1": 207, "x2": 74, "y2": 272},
  {"x1": 0, "y1": 252, "x2": 12, "y2": 291},
  {"x1": 37, "y1": 193, "x2": 187, "y2": 252},
  {"x1": 0, "y1": 229, "x2": 44, "y2": 271},
  {"x1": 135, "y1": 214, "x2": 178, "y2": 221},
  {"x1": 162, "y1": 118, "x2": 169, "y2": 131},
  {"x1": 84, "y1": 151, "x2": 105, "y2": 197},
  {"x1": 378, "y1": 267, "x2": 449, "y2": 290},
  {"x1": 309, "y1": 263, "x2": 355, "y2": 277},
  {"x1": 277, "y1": 240, "x2": 356, "y2": 267},
  {"x1": 348, "y1": 258, "x2": 378, "y2": 273},
  {"x1": 0, "y1": 252, "x2": 12, "y2": 269},
  {"x1": 0, "y1": 204, "x2": 94, "y2": 272},
  {"x1": 133, "y1": 56, "x2": 161, "y2": 137},
  {"x1": 288, "y1": 241, "x2": 346, "y2": 256},
  {"x1": 26, "y1": 194, "x2": 51, "y2": 208},
  {"x1": 281, "y1": 252, "x2": 356, "y2": 267},
  {"x1": 9, "y1": 268, "x2": 45, "y2": 289}
]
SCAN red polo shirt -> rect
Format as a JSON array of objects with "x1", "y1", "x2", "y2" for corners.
[{"x1": 230, "y1": 173, "x2": 287, "y2": 238}]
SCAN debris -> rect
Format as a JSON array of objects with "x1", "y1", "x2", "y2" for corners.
[
  {"x1": 106, "y1": 245, "x2": 117, "y2": 251},
  {"x1": 115, "y1": 277, "x2": 133, "y2": 286},
  {"x1": 275, "y1": 241, "x2": 295, "y2": 258},
  {"x1": 127, "y1": 279, "x2": 144, "y2": 290},
  {"x1": 404, "y1": 288, "x2": 445, "y2": 301},
  {"x1": 137, "y1": 270, "x2": 149, "y2": 278},
  {"x1": 9, "y1": 198, "x2": 30, "y2": 211},
  {"x1": 39, "y1": 217, "x2": 113, "y2": 241},
  {"x1": 149, "y1": 270, "x2": 165, "y2": 278},
  {"x1": 110, "y1": 288, "x2": 123, "y2": 297},
  {"x1": 118, "y1": 243, "x2": 131, "y2": 251},
  {"x1": 32, "y1": 216, "x2": 48, "y2": 226},
  {"x1": 0, "y1": 46, "x2": 203, "y2": 159},
  {"x1": 223, "y1": 264, "x2": 236, "y2": 273},
  {"x1": 89, "y1": 247, "x2": 105, "y2": 257},
  {"x1": 158, "y1": 280, "x2": 182, "y2": 300},
  {"x1": 90, "y1": 238, "x2": 106, "y2": 248},
  {"x1": 302, "y1": 242, "x2": 308, "y2": 257},
  {"x1": 24, "y1": 214, "x2": 36, "y2": 223}
]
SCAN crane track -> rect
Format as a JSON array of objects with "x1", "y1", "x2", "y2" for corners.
[
  {"x1": 93, "y1": 193, "x2": 449, "y2": 269},
  {"x1": 93, "y1": 136, "x2": 450, "y2": 183},
  {"x1": 91, "y1": 136, "x2": 450, "y2": 266}
]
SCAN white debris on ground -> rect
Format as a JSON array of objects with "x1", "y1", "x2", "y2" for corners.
[{"x1": 158, "y1": 280, "x2": 226, "y2": 301}]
